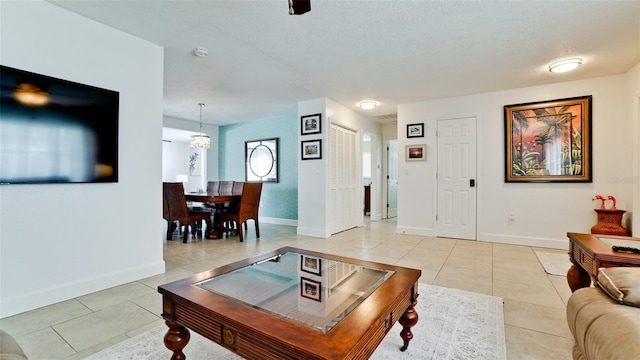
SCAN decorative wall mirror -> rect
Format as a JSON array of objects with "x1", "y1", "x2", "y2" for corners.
[{"x1": 245, "y1": 138, "x2": 278, "y2": 182}]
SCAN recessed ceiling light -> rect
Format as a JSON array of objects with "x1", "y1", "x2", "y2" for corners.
[
  {"x1": 548, "y1": 58, "x2": 582, "y2": 73},
  {"x1": 359, "y1": 100, "x2": 377, "y2": 110}
]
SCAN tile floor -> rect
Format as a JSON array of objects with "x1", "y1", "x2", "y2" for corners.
[{"x1": 0, "y1": 219, "x2": 574, "y2": 359}]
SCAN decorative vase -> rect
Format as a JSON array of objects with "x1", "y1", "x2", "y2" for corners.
[{"x1": 590, "y1": 209, "x2": 629, "y2": 236}]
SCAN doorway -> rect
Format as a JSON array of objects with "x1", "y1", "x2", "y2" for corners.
[
  {"x1": 436, "y1": 117, "x2": 477, "y2": 240},
  {"x1": 386, "y1": 139, "x2": 398, "y2": 218}
]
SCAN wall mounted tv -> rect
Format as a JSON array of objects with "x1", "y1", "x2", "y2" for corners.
[{"x1": 0, "y1": 65, "x2": 119, "y2": 184}]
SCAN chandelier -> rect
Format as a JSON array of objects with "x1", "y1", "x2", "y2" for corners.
[{"x1": 190, "y1": 103, "x2": 210, "y2": 149}]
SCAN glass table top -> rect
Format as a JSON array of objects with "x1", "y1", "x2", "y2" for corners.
[
  {"x1": 195, "y1": 251, "x2": 394, "y2": 333},
  {"x1": 596, "y1": 236, "x2": 640, "y2": 248}
]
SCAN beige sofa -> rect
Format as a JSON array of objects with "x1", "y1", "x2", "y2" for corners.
[
  {"x1": 0, "y1": 329, "x2": 28, "y2": 360},
  {"x1": 566, "y1": 267, "x2": 640, "y2": 360}
]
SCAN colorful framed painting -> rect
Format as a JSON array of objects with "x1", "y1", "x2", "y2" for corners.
[
  {"x1": 300, "y1": 277, "x2": 322, "y2": 302},
  {"x1": 504, "y1": 95, "x2": 592, "y2": 182},
  {"x1": 301, "y1": 139, "x2": 322, "y2": 160},
  {"x1": 300, "y1": 255, "x2": 321, "y2": 276}
]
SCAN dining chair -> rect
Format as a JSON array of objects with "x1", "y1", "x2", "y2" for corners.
[
  {"x1": 219, "y1": 181, "x2": 233, "y2": 194},
  {"x1": 163, "y1": 182, "x2": 210, "y2": 243},
  {"x1": 218, "y1": 182, "x2": 262, "y2": 242},
  {"x1": 232, "y1": 181, "x2": 244, "y2": 195},
  {"x1": 204, "y1": 181, "x2": 221, "y2": 212},
  {"x1": 206, "y1": 181, "x2": 220, "y2": 193}
]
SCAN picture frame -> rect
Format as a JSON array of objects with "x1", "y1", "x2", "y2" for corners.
[
  {"x1": 301, "y1": 113, "x2": 322, "y2": 135},
  {"x1": 245, "y1": 138, "x2": 278, "y2": 183},
  {"x1": 407, "y1": 123, "x2": 424, "y2": 138},
  {"x1": 300, "y1": 255, "x2": 321, "y2": 276},
  {"x1": 405, "y1": 144, "x2": 426, "y2": 161},
  {"x1": 301, "y1": 139, "x2": 322, "y2": 160},
  {"x1": 504, "y1": 95, "x2": 592, "y2": 182},
  {"x1": 300, "y1": 277, "x2": 322, "y2": 302},
  {"x1": 188, "y1": 151, "x2": 201, "y2": 176}
]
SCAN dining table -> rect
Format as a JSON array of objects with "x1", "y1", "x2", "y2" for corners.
[{"x1": 185, "y1": 191, "x2": 240, "y2": 239}]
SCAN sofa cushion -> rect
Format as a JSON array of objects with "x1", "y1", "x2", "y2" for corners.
[
  {"x1": 597, "y1": 267, "x2": 640, "y2": 307},
  {"x1": 0, "y1": 329, "x2": 28, "y2": 360},
  {"x1": 566, "y1": 287, "x2": 640, "y2": 360}
]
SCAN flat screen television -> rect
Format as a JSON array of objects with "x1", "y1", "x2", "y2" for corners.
[{"x1": 0, "y1": 65, "x2": 119, "y2": 184}]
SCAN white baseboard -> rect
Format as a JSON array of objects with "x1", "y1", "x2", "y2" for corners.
[
  {"x1": 479, "y1": 232, "x2": 568, "y2": 249},
  {"x1": 260, "y1": 217, "x2": 297, "y2": 226},
  {"x1": 390, "y1": 228, "x2": 568, "y2": 249},
  {"x1": 0, "y1": 261, "x2": 165, "y2": 318},
  {"x1": 297, "y1": 227, "x2": 331, "y2": 238},
  {"x1": 396, "y1": 226, "x2": 435, "y2": 236}
]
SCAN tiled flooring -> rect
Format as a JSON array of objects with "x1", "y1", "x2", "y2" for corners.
[{"x1": 1, "y1": 219, "x2": 574, "y2": 359}]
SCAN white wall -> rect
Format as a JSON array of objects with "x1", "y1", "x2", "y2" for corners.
[
  {"x1": 627, "y1": 63, "x2": 640, "y2": 235},
  {"x1": 162, "y1": 141, "x2": 207, "y2": 193},
  {"x1": 163, "y1": 115, "x2": 219, "y2": 182},
  {"x1": 398, "y1": 72, "x2": 637, "y2": 248},
  {"x1": 297, "y1": 98, "x2": 382, "y2": 237},
  {"x1": 297, "y1": 98, "x2": 328, "y2": 237},
  {"x1": 0, "y1": 1, "x2": 165, "y2": 317}
]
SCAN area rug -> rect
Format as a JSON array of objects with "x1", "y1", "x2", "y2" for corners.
[
  {"x1": 85, "y1": 284, "x2": 506, "y2": 360},
  {"x1": 535, "y1": 251, "x2": 571, "y2": 276}
]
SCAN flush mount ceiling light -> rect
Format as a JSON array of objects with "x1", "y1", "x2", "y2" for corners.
[
  {"x1": 190, "y1": 103, "x2": 211, "y2": 149},
  {"x1": 548, "y1": 58, "x2": 582, "y2": 73},
  {"x1": 359, "y1": 100, "x2": 377, "y2": 110}
]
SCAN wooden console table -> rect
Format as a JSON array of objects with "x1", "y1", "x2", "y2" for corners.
[{"x1": 566, "y1": 232, "x2": 640, "y2": 292}]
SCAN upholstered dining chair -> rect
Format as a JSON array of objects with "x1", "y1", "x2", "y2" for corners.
[
  {"x1": 163, "y1": 182, "x2": 210, "y2": 243},
  {"x1": 218, "y1": 182, "x2": 262, "y2": 242}
]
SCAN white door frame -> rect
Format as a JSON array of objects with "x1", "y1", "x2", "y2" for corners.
[{"x1": 386, "y1": 139, "x2": 398, "y2": 219}]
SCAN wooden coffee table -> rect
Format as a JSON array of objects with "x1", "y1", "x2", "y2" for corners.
[
  {"x1": 158, "y1": 247, "x2": 421, "y2": 359},
  {"x1": 567, "y1": 232, "x2": 640, "y2": 292}
]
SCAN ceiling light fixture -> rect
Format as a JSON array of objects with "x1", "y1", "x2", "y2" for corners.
[
  {"x1": 359, "y1": 100, "x2": 377, "y2": 110},
  {"x1": 190, "y1": 103, "x2": 210, "y2": 149},
  {"x1": 548, "y1": 58, "x2": 582, "y2": 73}
]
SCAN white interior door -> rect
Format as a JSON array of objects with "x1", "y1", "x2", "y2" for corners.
[
  {"x1": 387, "y1": 139, "x2": 398, "y2": 218},
  {"x1": 330, "y1": 124, "x2": 358, "y2": 234},
  {"x1": 437, "y1": 117, "x2": 477, "y2": 240}
]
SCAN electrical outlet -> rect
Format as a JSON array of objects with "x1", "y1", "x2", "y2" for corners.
[{"x1": 508, "y1": 213, "x2": 515, "y2": 221}]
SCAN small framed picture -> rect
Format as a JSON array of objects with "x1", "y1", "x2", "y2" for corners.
[
  {"x1": 407, "y1": 123, "x2": 424, "y2": 138},
  {"x1": 301, "y1": 139, "x2": 322, "y2": 160},
  {"x1": 300, "y1": 255, "x2": 321, "y2": 276},
  {"x1": 301, "y1": 113, "x2": 322, "y2": 135},
  {"x1": 300, "y1": 277, "x2": 322, "y2": 302},
  {"x1": 406, "y1": 144, "x2": 426, "y2": 161}
]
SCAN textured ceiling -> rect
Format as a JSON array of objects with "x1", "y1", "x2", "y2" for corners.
[{"x1": 48, "y1": 1, "x2": 640, "y2": 126}]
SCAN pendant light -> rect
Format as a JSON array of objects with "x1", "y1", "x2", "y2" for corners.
[{"x1": 190, "y1": 103, "x2": 210, "y2": 149}]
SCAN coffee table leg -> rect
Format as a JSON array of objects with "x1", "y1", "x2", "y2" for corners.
[
  {"x1": 567, "y1": 259, "x2": 591, "y2": 292},
  {"x1": 164, "y1": 320, "x2": 190, "y2": 360},
  {"x1": 398, "y1": 297, "x2": 419, "y2": 352}
]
